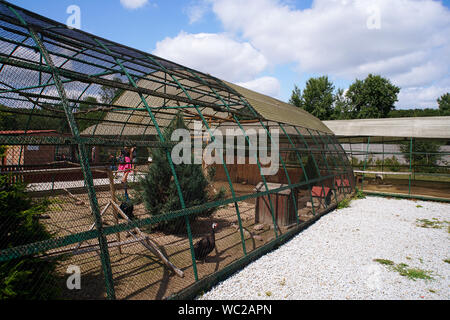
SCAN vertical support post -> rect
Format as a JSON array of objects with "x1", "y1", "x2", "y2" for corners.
[
  {"x1": 409, "y1": 137, "x2": 413, "y2": 196},
  {"x1": 361, "y1": 136, "x2": 371, "y2": 193},
  {"x1": 382, "y1": 136, "x2": 384, "y2": 174}
]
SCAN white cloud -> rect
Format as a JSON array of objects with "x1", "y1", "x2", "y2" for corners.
[
  {"x1": 120, "y1": 0, "x2": 148, "y2": 10},
  {"x1": 185, "y1": 0, "x2": 211, "y2": 24},
  {"x1": 210, "y1": 0, "x2": 450, "y2": 107},
  {"x1": 397, "y1": 85, "x2": 450, "y2": 109},
  {"x1": 236, "y1": 77, "x2": 281, "y2": 98},
  {"x1": 153, "y1": 32, "x2": 268, "y2": 82}
]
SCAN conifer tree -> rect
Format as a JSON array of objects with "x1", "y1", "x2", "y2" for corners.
[
  {"x1": 137, "y1": 113, "x2": 224, "y2": 233},
  {"x1": 0, "y1": 176, "x2": 60, "y2": 299}
]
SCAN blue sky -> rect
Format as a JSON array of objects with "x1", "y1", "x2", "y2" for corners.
[{"x1": 11, "y1": 0, "x2": 450, "y2": 109}]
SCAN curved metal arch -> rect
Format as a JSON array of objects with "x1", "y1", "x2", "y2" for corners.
[
  {"x1": 142, "y1": 56, "x2": 253, "y2": 258},
  {"x1": 6, "y1": 4, "x2": 116, "y2": 299},
  {"x1": 214, "y1": 80, "x2": 302, "y2": 231},
  {"x1": 185, "y1": 69, "x2": 285, "y2": 238}
]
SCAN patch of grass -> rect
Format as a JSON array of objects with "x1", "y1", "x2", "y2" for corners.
[
  {"x1": 428, "y1": 289, "x2": 436, "y2": 293},
  {"x1": 416, "y1": 205, "x2": 423, "y2": 208},
  {"x1": 443, "y1": 259, "x2": 450, "y2": 264},
  {"x1": 373, "y1": 258, "x2": 395, "y2": 266},
  {"x1": 416, "y1": 218, "x2": 448, "y2": 229},
  {"x1": 265, "y1": 291, "x2": 272, "y2": 297},
  {"x1": 353, "y1": 187, "x2": 366, "y2": 200},
  {"x1": 394, "y1": 264, "x2": 433, "y2": 281},
  {"x1": 374, "y1": 258, "x2": 434, "y2": 281},
  {"x1": 337, "y1": 198, "x2": 351, "y2": 209}
]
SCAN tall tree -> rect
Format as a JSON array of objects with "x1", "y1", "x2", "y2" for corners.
[
  {"x1": 437, "y1": 93, "x2": 450, "y2": 115},
  {"x1": 346, "y1": 74, "x2": 400, "y2": 119},
  {"x1": 288, "y1": 85, "x2": 303, "y2": 109},
  {"x1": 331, "y1": 88, "x2": 352, "y2": 120},
  {"x1": 293, "y1": 76, "x2": 335, "y2": 120}
]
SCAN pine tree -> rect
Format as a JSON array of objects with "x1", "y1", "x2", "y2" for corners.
[{"x1": 137, "y1": 113, "x2": 224, "y2": 233}]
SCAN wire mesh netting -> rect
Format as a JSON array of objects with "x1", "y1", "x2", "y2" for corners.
[
  {"x1": 0, "y1": 1, "x2": 355, "y2": 300},
  {"x1": 340, "y1": 136, "x2": 450, "y2": 200}
]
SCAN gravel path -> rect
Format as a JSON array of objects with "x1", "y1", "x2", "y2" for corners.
[{"x1": 199, "y1": 196, "x2": 450, "y2": 300}]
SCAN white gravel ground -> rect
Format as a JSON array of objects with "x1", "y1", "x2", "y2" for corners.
[{"x1": 199, "y1": 196, "x2": 450, "y2": 300}]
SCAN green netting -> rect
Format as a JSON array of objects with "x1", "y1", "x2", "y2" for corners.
[
  {"x1": 339, "y1": 136, "x2": 450, "y2": 201},
  {"x1": 0, "y1": 0, "x2": 355, "y2": 300}
]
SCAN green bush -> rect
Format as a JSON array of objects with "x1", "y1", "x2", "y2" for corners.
[{"x1": 0, "y1": 176, "x2": 61, "y2": 299}]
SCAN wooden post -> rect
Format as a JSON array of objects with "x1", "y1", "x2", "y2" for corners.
[{"x1": 107, "y1": 169, "x2": 122, "y2": 254}]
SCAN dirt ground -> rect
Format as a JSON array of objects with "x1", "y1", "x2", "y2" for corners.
[{"x1": 39, "y1": 181, "x2": 345, "y2": 300}]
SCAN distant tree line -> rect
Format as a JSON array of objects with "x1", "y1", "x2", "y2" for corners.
[{"x1": 289, "y1": 74, "x2": 450, "y2": 120}]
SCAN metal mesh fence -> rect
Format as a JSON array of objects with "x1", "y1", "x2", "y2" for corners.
[
  {"x1": 0, "y1": 1, "x2": 355, "y2": 300},
  {"x1": 340, "y1": 136, "x2": 450, "y2": 201}
]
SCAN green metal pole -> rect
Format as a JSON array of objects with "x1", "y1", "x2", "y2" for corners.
[
  {"x1": 192, "y1": 73, "x2": 282, "y2": 239},
  {"x1": 92, "y1": 37, "x2": 200, "y2": 281},
  {"x1": 306, "y1": 129, "x2": 332, "y2": 209},
  {"x1": 292, "y1": 127, "x2": 319, "y2": 216},
  {"x1": 143, "y1": 57, "x2": 248, "y2": 256},
  {"x1": 382, "y1": 136, "x2": 384, "y2": 174},
  {"x1": 218, "y1": 79, "x2": 303, "y2": 235},
  {"x1": 409, "y1": 137, "x2": 413, "y2": 195},
  {"x1": 361, "y1": 136, "x2": 371, "y2": 193},
  {"x1": 315, "y1": 132, "x2": 340, "y2": 204},
  {"x1": 279, "y1": 124, "x2": 311, "y2": 224},
  {"x1": 322, "y1": 134, "x2": 350, "y2": 197}
]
